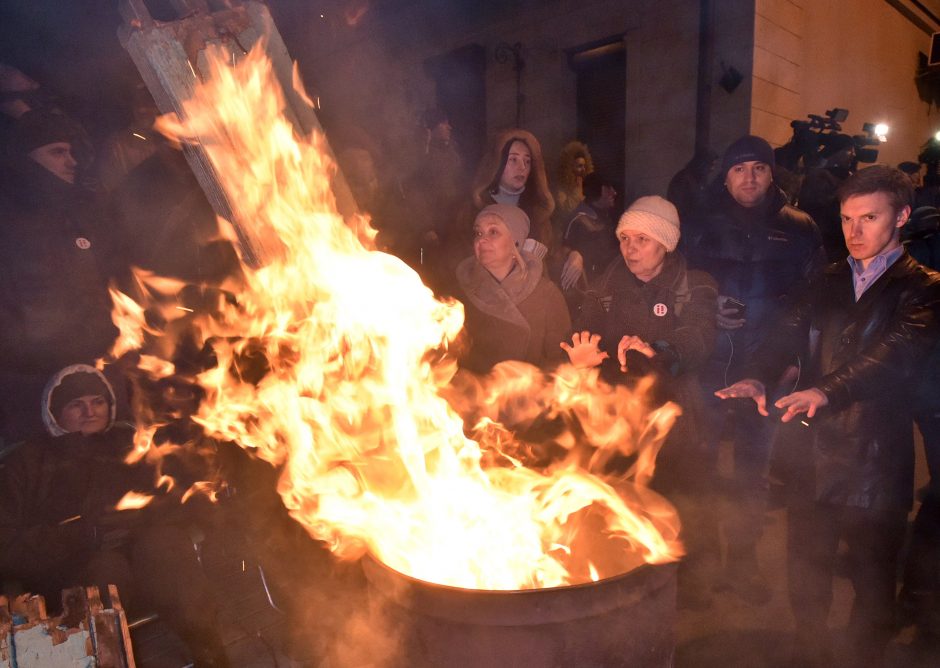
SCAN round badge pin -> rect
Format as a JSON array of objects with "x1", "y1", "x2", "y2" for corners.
[
  {"x1": 75, "y1": 237, "x2": 91, "y2": 250},
  {"x1": 653, "y1": 303, "x2": 668, "y2": 317}
]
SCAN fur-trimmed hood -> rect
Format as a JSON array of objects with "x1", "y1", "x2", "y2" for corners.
[
  {"x1": 471, "y1": 128, "x2": 555, "y2": 245},
  {"x1": 41, "y1": 364, "x2": 117, "y2": 437}
]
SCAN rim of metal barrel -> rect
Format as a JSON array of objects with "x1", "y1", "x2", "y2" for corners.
[{"x1": 362, "y1": 555, "x2": 677, "y2": 626}]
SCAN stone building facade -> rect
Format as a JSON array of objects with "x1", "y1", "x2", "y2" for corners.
[{"x1": 275, "y1": 0, "x2": 940, "y2": 199}]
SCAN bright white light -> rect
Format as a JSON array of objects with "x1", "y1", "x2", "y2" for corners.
[
  {"x1": 874, "y1": 123, "x2": 889, "y2": 142},
  {"x1": 934, "y1": 130, "x2": 940, "y2": 142}
]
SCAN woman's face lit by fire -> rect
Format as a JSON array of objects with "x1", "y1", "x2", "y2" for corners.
[
  {"x1": 474, "y1": 214, "x2": 516, "y2": 277},
  {"x1": 499, "y1": 140, "x2": 531, "y2": 192},
  {"x1": 619, "y1": 230, "x2": 667, "y2": 282},
  {"x1": 59, "y1": 394, "x2": 109, "y2": 435}
]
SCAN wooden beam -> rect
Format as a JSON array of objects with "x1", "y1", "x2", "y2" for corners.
[{"x1": 118, "y1": 0, "x2": 358, "y2": 268}]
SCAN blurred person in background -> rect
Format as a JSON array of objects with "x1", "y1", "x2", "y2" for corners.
[
  {"x1": 667, "y1": 147, "x2": 716, "y2": 225},
  {"x1": 553, "y1": 139, "x2": 593, "y2": 221},
  {"x1": 0, "y1": 108, "x2": 119, "y2": 446},
  {"x1": 562, "y1": 171, "x2": 620, "y2": 284}
]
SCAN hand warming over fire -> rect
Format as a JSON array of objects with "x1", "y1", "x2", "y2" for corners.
[
  {"x1": 714, "y1": 379, "x2": 768, "y2": 416},
  {"x1": 560, "y1": 331, "x2": 609, "y2": 368},
  {"x1": 774, "y1": 387, "x2": 828, "y2": 422},
  {"x1": 617, "y1": 335, "x2": 655, "y2": 370}
]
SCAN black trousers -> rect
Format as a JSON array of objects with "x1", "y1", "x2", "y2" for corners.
[{"x1": 788, "y1": 501, "x2": 907, "y2": 667}]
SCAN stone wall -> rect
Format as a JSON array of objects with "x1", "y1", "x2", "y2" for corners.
[{"x1": 275, "y1": 0, "x2": 712, "y2": 199}]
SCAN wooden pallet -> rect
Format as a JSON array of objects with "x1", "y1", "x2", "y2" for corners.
[{"x1": 0, "y1": 585, "x2": 135, "y2": 668}]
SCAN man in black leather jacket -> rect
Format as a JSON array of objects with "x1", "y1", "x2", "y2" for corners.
[
  {"x1": 684, "y1": 135, "x2": 825, "y2": 604},
  {"x1": 718, "y1": 165, "x2": 940, "y2": 667}
]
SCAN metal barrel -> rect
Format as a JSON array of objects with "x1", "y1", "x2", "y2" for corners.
[{"x1": 362, "y1": 557, "x2": 677, "y2": 668}]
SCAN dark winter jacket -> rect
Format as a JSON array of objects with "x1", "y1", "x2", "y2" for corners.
[
  {"x1": 577, "y1": 253, "x2": 718, "y2": 378},
  {"x1": 747, "y1": 253, "x2": 940, "y2": 511},
  {"x1": 563, "y1": 201, "x2": 619, "y2": 282},
  {"x1": 575, "y1": 252, "x2": 718, "y2": 491},
  {"x1": 0, "y1": 160, "x2": 118, "y2": 372},
  {"x1": 685, "y1": 184, "x2": 824, "y2": 368},
  {"x1": 0, "y1": 423, "x2": 151, "y2": 584}
]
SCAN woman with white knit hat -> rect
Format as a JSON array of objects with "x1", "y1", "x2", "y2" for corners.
[
  {"x1": 562, "y1": 194, "x2": 722, "y2": 609},
  {"x1": 561, "y1": 195, "x2": 718, "y2": 374}
]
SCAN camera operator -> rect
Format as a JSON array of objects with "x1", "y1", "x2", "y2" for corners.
[
  {"x1": 798, "y1": 134, "x2": 856, "y2": 263},
  {"x1": 684, "y1": 134, "x2": 824, "y2": 606}
]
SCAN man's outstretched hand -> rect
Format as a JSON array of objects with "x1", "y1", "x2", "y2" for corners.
[
  {"x1": 716, "y1": 380, "x2": 828, "y2": 422},
  {"x1": 715, "y1": 379, "x2": 769, "y2": 416},
  {"x1": 774, "y1": 388, "x2": 828, "y2": 423}
]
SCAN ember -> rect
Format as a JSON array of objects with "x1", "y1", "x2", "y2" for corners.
[{"x1": 109, "y1": 42, "x2": 683, "y2": 591}]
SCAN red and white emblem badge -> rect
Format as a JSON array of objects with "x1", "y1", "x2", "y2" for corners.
[{"x1": 653, "y1": 303, "x2": 668, "y2": 317}]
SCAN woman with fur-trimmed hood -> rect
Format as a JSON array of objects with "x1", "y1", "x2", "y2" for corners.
[{"x1": 470, "y1": 128, "x2": 556, "y2": 249}]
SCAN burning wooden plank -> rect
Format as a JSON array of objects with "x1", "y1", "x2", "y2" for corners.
[{"x1": 118, "y1": 0, "x2": 357, "y2": 267}]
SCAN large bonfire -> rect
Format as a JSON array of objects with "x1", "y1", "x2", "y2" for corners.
[{"x1": 108, "y1": 42, "x2": 683, "y2": 591}]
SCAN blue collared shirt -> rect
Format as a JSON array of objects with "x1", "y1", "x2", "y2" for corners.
[{"x1": 847, "y1": 245, "x2": 904, "y2": 301}]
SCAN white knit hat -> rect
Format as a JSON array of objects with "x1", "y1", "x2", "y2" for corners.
[{"x1": 615, "y1": 196, "x2": 681, "y2": 252}]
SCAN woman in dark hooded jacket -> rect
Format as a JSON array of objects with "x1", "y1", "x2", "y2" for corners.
[{"x1": 0, "y1": 364, "x2": 230, "y2": 666}]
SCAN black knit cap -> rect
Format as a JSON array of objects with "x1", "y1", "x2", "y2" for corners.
[
  {"x1": 9, "y1": 108, "x2": 81, "y2": 156},
  {"x1": 720, "y1": 135, "x2": 775, "y2": 176},
  {"x1": 50, "y1": 371, "x2": 110, "y2": 419}
]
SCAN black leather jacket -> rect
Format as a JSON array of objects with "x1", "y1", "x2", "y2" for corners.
[{"x1": 748, "y1": 253, "x2": 940, "y2": 511}]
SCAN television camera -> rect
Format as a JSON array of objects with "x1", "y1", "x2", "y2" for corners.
[{"x1": 777, "y1": 108, "x2": 883, "y2": 174}]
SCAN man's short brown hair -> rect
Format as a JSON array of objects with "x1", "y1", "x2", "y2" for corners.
[{"x1": 837, "y1": 164, "x2": 913, "y2": 216}]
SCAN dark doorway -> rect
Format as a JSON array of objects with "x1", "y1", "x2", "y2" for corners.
[
  {"x1": 424, "y1": 44, "x2": 487, "y2": 177},
  {"x1": 568, "y1": 37, "x2": 626, "y2": 195}
]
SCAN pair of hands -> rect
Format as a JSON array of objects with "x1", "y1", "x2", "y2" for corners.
[
  {"x1": 560, "y1": 331, "x2": 655, "y2": 371},
  {"x1": 715, "y1": 379, "x2": 828, "y2": 423}
]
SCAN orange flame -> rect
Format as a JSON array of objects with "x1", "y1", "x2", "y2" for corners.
[
  {"x1": 115, "y1": 491, "x2": 153, "y2": 511},
  {"x1": 111, "y1": 42, "x2": 683, "y2": 590}
]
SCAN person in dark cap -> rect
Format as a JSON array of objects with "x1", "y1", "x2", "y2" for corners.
[
  {"x1": 899, "y1": 161, "x2": 923, "y2": 188},
  {"x1": 562, "y1": 171, "x2": 619, "y2": 283},
  {"x1": 0, "y1": 364, "x2": 231, "y2": 666},
  {"x1": 667, "y1": 147, "x2": 717, "y2": 224},
  {"x1": 0, "y1": 108, "x2": 120, "y2": 447},
  {"x1": 797, "y1": 133, "x2": 859, "y2": 263},
  {"x1": 684, "y1": 134, "x2": 824, "y2": 606}
]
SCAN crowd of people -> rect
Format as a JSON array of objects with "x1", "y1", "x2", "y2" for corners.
[{"x1": 2, "y1": 57, "x2": 940, "y2": 668}]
